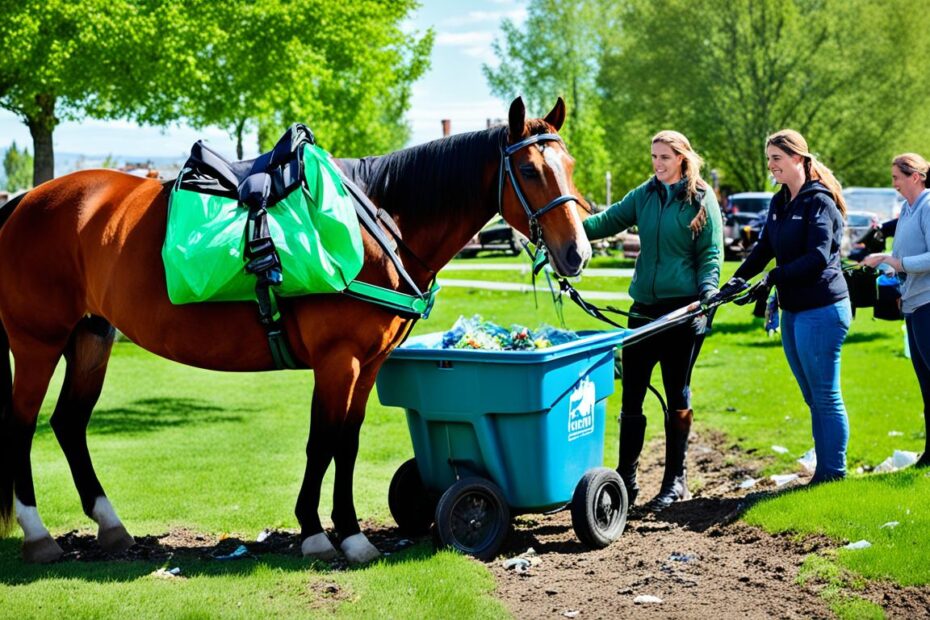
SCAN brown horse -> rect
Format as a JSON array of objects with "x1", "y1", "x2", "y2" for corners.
[{"x1": 0, "y1": 97, "x2": 591, "y2": 563}]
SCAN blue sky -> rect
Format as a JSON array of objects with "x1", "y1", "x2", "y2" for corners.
[{"x1": 0, "y1": 0, "x2": 526, "y2": 163}]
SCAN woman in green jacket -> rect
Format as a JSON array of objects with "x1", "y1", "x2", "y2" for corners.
[{"x1": 583, "y1": 130, "x2": 723, "y2": 511}]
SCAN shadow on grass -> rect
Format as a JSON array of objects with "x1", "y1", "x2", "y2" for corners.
[
  {"x1": 0, "y1": 529, "x2": 438, "y2": 586},
  {"x1": 844, "y1": 332, "x2": 888, "y2": 345},
  {"x1": 37, "y1": 398, "x2": 248, "y2": 437}
]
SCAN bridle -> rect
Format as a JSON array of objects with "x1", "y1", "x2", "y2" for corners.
[{"x1": 497, "y1": 132, "x2": 587, "y2": 246}]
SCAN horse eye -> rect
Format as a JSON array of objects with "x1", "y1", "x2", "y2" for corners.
[{"x1": 519, "y1": 164, "x2": 540, "y2": 178}]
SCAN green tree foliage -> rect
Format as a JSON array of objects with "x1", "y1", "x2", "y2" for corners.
[
  {"x1": 0, "y1": 0, "x2": 432, "y2": 185},
  {"x1": 3, "y1": 142, "x2": 34, "y2": 191},
  {"x1": 599, "y1": 0, "x2": 930, "y2": 192},
  {"x1": 483, "y1": 0, "x2": 611, "y2": 203}
]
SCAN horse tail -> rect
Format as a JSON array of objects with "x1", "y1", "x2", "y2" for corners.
[{"x1": 0, "y1": 191, "x2": 27, "y2": 535}]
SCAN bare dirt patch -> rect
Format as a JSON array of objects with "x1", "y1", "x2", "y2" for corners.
[{"x1": 487, "y1": 430, "x2": 929, "y2": 619}]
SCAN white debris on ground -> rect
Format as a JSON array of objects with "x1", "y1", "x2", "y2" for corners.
[
  {"x1": 634, "y1": 595, "x2": 664, "y2": 604},
  {"x1": 873, "y1": 450, "x2": 920, "y2": 473},
  {"x1": 151, "y1": 567, "x2": 183, "y2": 579},
  {"x1": 796, "y1": 448, "x2": 817, "y2": 473},
  {"x1": 770, "y1": 473, "x2": 799, "y2": 487},
  {"x1": 880, "y1": 521, "x2": 900, "y2": 529},
  {"x1": 256, "y1": 529, "x2": 271, "y2": 543},
  {"x1": 562, "y1": 610, "x2": 580, "y2": 618},
  {"x1": 738, "y1": 477, "x2": 759, "y2": 490},
  {"x1": 844, "y1": 540, "x2": 872, "y2": 550},
  {"x1": 771, "y1": 445, "x2": 789, "y2": 454},
  {"x1": 502, "y1": 547, "x2": 540, "y2": 572},
  {"x1": 888, "y1": 430, "x2": 904, "y2": 437}
]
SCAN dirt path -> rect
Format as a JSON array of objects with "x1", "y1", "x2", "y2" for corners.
[
  {"x1": 47, "y1": 431, "x2": 930, "y2": 618},
  {"x1": 488, "y1": 431, "x2": 930, "y2": 619}
]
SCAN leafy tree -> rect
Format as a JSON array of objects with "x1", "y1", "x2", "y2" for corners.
[
  {"x1": 3, "y1": 142, "x2": 33, "y2": 191},
  {"x1": 484, "y1": 0, "x2": 611, "y2": 203},
  {"x1": 599, "y1": 0, "x2": 930, "y2": 192}
]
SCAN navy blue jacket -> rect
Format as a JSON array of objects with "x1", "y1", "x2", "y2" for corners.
[{"x1": 734, "y1": 181, "x2": 848, "y2": 312}]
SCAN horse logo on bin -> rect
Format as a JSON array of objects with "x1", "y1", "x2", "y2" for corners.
[{"x1": 568, "y1": 376, "x2": 596, "y2": 441}]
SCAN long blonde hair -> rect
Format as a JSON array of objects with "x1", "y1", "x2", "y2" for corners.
[
  {"x1": 893, "y1": 153, "x2": 930, "y2": 189},
  {"x1": 652, "y1": 130, "x2": 708, "y2": 235},
  {"x1": 765, "y1": 129, "x2": 847, "y2": 215}
]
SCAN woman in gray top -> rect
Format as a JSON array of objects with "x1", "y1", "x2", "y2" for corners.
[{"x1": 864, "y1": 152, "x2": 930, "y2": 467}]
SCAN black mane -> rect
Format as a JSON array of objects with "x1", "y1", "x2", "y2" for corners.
[{"x1": 338, "y1": 127, "x2": 507, "y2": 220}]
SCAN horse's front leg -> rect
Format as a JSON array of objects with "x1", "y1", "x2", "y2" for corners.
[
  {"x1": 329, "y1": 363, "x2": 381, "y2": 563},
  {"x1": 295, "y1": 352, "x2": 362, "y2": 562}
]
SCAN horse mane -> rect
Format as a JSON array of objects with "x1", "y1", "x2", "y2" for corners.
[{"x1": 339, "y1": 126, "x2": 508, "y2": 220}]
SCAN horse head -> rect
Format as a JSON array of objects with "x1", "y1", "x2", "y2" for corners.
[{"x1": 498, "y1": 97, "x2": 592, "y2": 277}]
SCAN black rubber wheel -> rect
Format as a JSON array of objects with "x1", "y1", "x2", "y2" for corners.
[
  {"x1": 571, "y1": 467, "x2": 628, "y2": 549},
  {"x1": 434, "y1": 477, "x2": 510, "y2": 561},
  {"x1": 388, "y1": 459, "x2": 436, "y2": 536}
]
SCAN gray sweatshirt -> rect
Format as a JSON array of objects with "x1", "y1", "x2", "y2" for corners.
[{"x1": 892, "y1": 188, "x2": 930, "y2": 313}]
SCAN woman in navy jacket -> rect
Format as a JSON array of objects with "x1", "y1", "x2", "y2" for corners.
[{"x1": 718, "y1": 129, "x2": 851, "y2": 483}]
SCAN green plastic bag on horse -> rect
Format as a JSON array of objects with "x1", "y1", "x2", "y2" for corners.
[{"x1": 162, "y1": 144, "x2": 364, "y2": 304}]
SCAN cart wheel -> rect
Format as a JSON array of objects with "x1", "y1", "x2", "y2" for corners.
[
  {"x1": 571, "y1": 467, "x2": 627, "y2": 549},
  {"x1": 388, "y1": 459, "x2": 436, "y2": 536},
  {"x1": 434, "y1": 478, "x2": 510, "y2": 561}
]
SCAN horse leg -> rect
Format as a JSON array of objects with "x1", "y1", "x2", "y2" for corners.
[
  {"x1": 331, "y1": 364, "x2": 380, "y2": 564},
  {"x1": 1, "y1": 336, "x2": 66, "y2": 563},
  {"x1": 48, "y1": 316, "x2": 133, "y2": 552}
]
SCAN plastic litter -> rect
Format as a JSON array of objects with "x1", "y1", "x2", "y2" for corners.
[
  {"x1": 738, "y1": 478, "x2": 759, "y2": 490},
  {"x1": 256, "y1": 529, "x2": 271, "y2": 543},
  {"x1": 873, "y1": 450, "x2": 920, "y2": 473},
  {"x1": 151, "y1": 567, "x2": 183, "y2": 579},
  {"x1": 439, "y1": 315, "x2": 578, "y2": 351},
  {"x1": 770, "y1": 473, "x2": 799, "y2": 487},
  {"x1": 888, "y1": 430, "x2": 904, "y2": 437},
  {"x1": 880, "y1": 521, "x2": 899, "y2": 529},
  {"x1": 797, "y1": 448, "x2": 817, "y2": 473},
  {"x1": 634, "y1": 595, "x2": 664, "y2": 604},
  {"x1": 771, "y1": 445, "x2": 789, "y2": 455},
  {"x1": 844, "y1": 540, "x2": 872, "y2": 550},
  {"x1": 502, "y1": 558, "x2": 532, "y2": 571},
  {"x1": 214, "y1": 544, "x2": 250, "y2": 561},
  {"x1": 562, "y1": 611, "x2": 580, "y2": 618},
  {"x1": 668, "y1": 552, "x2": 696, "y2": 563}
]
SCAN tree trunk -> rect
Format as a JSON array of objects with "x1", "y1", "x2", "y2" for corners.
[
  {"x1": 27, "y1": 94, "x2": 58, "y2": 186},
  {"x1": 235, "y1": 118, "x2": 246, "y2": 160}
]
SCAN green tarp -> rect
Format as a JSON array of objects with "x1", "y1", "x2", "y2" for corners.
[{"x1": 163, "y1": 144, "x2": 364, "y2": 304}]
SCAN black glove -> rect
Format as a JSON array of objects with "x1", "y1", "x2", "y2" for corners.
[
  {"x1": 734, "y1": 274, "x2": 772, "y2": 306},
  {"x1": 707, "y1": 276, "x2": 747, "y2": 305}
]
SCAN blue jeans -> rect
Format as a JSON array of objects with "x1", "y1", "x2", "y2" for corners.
[{"x1": 781, "y1": 299, "x2": 851, "y2": 480}]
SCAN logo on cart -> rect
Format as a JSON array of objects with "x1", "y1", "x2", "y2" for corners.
[{"x1": 568, "y1": 376, "x2": 595, "y2": 441}]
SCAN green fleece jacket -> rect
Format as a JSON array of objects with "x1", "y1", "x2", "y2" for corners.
[{"x1": 584, "y1": 177, "x2": 723, "y2": 304}]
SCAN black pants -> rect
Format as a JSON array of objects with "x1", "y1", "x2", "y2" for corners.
[{"x1": 621, "y1": 298, "x2": 707, "y2": 416}]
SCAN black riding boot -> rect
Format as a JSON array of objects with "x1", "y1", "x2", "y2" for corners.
[
  {"x1": 644, "y1": 409, "x2": 692, "y2": 512},
  {"x1": 617, "y1": 413, "x2": 647, "y2": 506},
  {"x1": 916, "y1": 411, "x2": 930, "y2": 468}
]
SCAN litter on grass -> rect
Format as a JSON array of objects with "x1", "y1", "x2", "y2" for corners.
[
  {"x1": 771, "y1": 445, "x2": 789, "y2": 455},
  {"x1": 738, "y1": 478, "x2": 759, "y2": 490},
  {"x1": 844, "y1": 540, "x2": 872, "y2": 550},
  {"x1": 888, "y1": 431, "x2": 904, "y2": 437},
  {"x1": 880, "y1": 521, "x2": 900, "y2": 529},
  {"x1": 151, "y1": 567, "x2": 183, "y2": 579},
  {"x1": 770, "y1": 473, "x2": 799, "y2": 487},
  {"x1": 797, "y1": 448, "x2": 817, "y2": 473},
  {"x1": 214, "y1": 544, "x2": 250, "y2": 561},
  {"x1": 873, "y1": 450, "x2": 919, "y2": 473},
  {"x1": 256, "y1": 529, "x2": 271, "y2": 543}
]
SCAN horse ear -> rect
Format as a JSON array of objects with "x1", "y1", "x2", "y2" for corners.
[
  {"x1": 543, "y1": 97, "x2": 566, "y2": 132},
  {"x1": 508, "y1": 97, "x2": 527, "y2": 142}
]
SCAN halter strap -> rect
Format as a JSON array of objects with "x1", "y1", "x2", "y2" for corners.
[{"x1": 497, "y1": 132, "x2": 584, "y2": 246}]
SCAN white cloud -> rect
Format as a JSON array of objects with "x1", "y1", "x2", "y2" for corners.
[{"x1": 435, "y1": 31, "x2": 495, "y2": 47}]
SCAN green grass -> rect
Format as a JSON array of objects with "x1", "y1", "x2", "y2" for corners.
[
  {"x1": 796, "y1": 555, "x2": 884, "y2": 619},
  {"x1": 2, "y1": 254, "x2": 928, "y2": 615}
]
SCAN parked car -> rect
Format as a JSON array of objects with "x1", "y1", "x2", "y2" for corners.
[
  {"x1": 842, "y1": 210, "x2": 883, "y2": 260},
  {"x1": 724, "y1": 192, "x2": 773, "y2": 259},
  {"x1": 842, "y1": 187, "x2": 903, "y2": 222},
  {"x1": 457, "y1": 217, "x2": 527, "y2": 257}
]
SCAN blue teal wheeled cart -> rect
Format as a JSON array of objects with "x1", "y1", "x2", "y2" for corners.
[{"x1": 376, "y1": 329, "x2": 632, "y2": 559}]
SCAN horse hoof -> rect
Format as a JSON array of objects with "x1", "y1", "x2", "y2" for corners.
[
  {"x1": 340, "y1": 533, "x2": 380, "y2": 564},
  {"x1": 301, "y1": 532, "x2": 340, "y2": 561},
  {"x1": 98, "y1": 524, "x2": 135, "y2": 553},
  {"x1": 22, "y1": 535, "x2": 64, "y2": 564}
]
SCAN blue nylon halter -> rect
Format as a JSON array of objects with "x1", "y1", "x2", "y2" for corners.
[{"x1": 497, "y1": 132, "x2": 584, "y2": 246}]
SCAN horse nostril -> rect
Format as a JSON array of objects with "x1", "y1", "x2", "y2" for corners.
[{"x1": 565, "y1": 245, "x2": 583, "y2": 272}]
